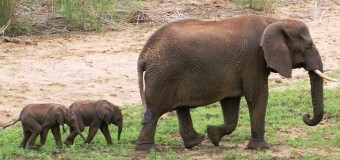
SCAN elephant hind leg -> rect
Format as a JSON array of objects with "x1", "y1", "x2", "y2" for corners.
[
  {"x1": 40, "y1": 128, "x2": 49, "y2": 146},
  {"x1": 19, "y1": 126, "x2": 31, "y2": 148},
  {"x1": 135, "y1": 106, "x2": 165, "y2": 152},
  {"x1": 207, "y1": 97, "x2": 241, "y2": 146},
  {"x1": 176, "y1": 108, "x2": 204, "y2": 149},
  {"x1": 84, "y1": 122, "x2": 101, "y2": 144},
  {"x1": 23, "y1": 118, "x2": 42, "y2": 149}
]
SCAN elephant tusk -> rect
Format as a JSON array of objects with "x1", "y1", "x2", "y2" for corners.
[{"x1": 314, "y1": 70, "x2": 338, "y2": 82}]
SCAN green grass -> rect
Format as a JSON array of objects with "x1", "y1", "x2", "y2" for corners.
[
  {"x1": 1, "y1": 72, "x2": 340, "y2": 159},
  {"x1": 236, "y1": 0, "x2": 275, "y2": 13},
  {"x1": 2, "y1": 0, "x2": 142, "y2": 35}
]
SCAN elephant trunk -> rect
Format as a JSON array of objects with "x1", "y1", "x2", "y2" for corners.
[
  {"x1": 72, "y1": 125, "x2": 85, "y2": 140},
  {"x1": 62, "y1": 124, "x2": 66, "y2": 133},
  {"x1": 79, "y1": 132, "x2": 86, "y2": 141},
  {"x1": 75, "y1": 127, "x2": 85, "y2": 140},
  {"x1": 303, "y1": 71, "x2": 324, "y2": 126},
  {"x1": 117, "y1": 125, "x2": 122, "y2": 141}
]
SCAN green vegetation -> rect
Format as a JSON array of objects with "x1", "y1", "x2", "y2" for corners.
[
  {"x1": 1, "y1": 73, "x2": 339, "y2": 159},
  {"x1": 236, "y1": 0, "x2": 275, "y2": 13},
  {"x1": 1, "y1": 0, "x2": 142, "y2": 35},
  {"x1": 54, "y1": 0, "x2": 141, "y2": 31},
  {"x1": 0, "y1": 0, "x2": 16, "y2": 32}
]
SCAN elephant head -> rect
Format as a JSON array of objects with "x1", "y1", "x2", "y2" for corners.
[
  {"x1": 95, "y1": 100, "x2": 123, "y2": 141},
  {"x1": 260, "y1": 20, "x2": 337, "y2": 126},
  {"x1": 58, "y1": 106, "x2": 85, "y2": 140}
]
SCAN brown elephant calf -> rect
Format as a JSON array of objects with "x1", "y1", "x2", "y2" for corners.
[
  {"x1": 3, "y1": 103, "x2": 84, "y2": 149},
  {"x1": 64, "y1": 100, "x2": 123, "y2": 145}
]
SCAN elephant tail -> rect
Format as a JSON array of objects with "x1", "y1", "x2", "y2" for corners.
[
  {"x1": 137, "y1": 59, "x2": 151, "y2": 124},
  {"x1": 2, "y1": 119, "x2": 20, "y2": 129}
]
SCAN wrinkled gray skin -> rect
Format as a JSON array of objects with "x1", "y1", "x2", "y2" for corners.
[
  {"x1": 65, "y1": 100, "x2": 123, "y2": 145},
  {"x1": 136, "y1": 15, "x2": 325, "y2": 152},
  {"x1": 15, "y1": 104, "x2": 83, "y2": 149}
]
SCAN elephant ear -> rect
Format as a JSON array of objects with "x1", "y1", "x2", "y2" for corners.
[
  {"x1": 56, "y1": 107, "x2": 65, "y2": 125},
  {"x1": 261, "y1": 22, "x2": 292, "y2": 78},
  {"x1": 96, "y1": 102, "x2": 112, "y2": 125}
]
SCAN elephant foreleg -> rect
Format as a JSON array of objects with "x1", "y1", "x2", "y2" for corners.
[
  {"x1": 100, "y1": 124, "x2": 113, "y2": 145},
  {"x1": 176, "y1": 108, "x2": 204, "y2": 149},
  {"x1": 40, "y1": 128, "x2": 49, "y2": 145},
  {"x1": 51, "y1": 125, "x2": 62, "y2": 148},
  {"x1": 207, "y1": 97, "x2": 241, "y2": 146},
  {"x1": 245, "y1": 84, "x2": 270, "y2": 149}
]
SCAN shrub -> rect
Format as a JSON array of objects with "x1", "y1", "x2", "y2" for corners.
[
  {"x1": 0, "y1": 0, "x2": 17, "y2": 33},
  {"x1": 236, "y1": 0, "x2": 275, "y2": 13}
]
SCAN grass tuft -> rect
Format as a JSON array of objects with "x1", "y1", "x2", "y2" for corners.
[{"x1": 236, "y1": 0, "x2": 275, "y2": 13}]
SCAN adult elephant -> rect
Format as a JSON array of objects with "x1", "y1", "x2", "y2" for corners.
[
  {"x1": 135, "y1": 14, "x2": 337, "y2": 151},
  {"x1": 64, "y1": 100, "x2": 123, "y2": 145},
  {"x1": 3, "y1": 103, "x2": 85, "y2": 149}
]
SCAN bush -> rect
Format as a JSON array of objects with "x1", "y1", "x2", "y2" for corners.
[
  {"x1": 0, "y1": 0, "x2": 17, "y2": 33},
  {"x1": 2, "y1": 0, "x2": 141, "y2": 35},
  {"x1": 236, "y1": 0, "x2": 275, "y2": 13},
  {"x1": 53, "y1": 0, "x2": 142, "y2": 31}
]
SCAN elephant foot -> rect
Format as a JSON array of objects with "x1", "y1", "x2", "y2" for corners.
[
  {"x1": 64, "y1": 139, "x2": 74, "y2": 146},
  {"x1": 183, "y1": 134, "x2": 204, "y2": 149},
  {"x1": 135, "y1": 143, "x2": 163, "y2": 152},
  {"x1": 207, "y1": 125, "x2": 222, "y2": 146},
  {"x1": 246, "y1": 138, "x2": 270, "y2": 150},
  {"x1": 18, "y1": 143, "x2": 25, "y2": 148},
  {"x1": 26, "y1": 144, "x2": 41, "y2": 150},
  {"x1": 107, "y1": 142, "x2": 113, "y2": 146}
]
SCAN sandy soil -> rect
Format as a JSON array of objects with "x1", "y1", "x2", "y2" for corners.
[{"x1": 0, "y1": 0, "x2": 339, "y2": 128}]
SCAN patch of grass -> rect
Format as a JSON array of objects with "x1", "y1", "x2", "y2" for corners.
[
  {"x1": 223, "y1": 150, "x2": 248, "y2": 159},
  {"x1": 236, "y1": 0, "x2": 275, "y2": 13},
  {"x1": 1, "y1": 71, "x2": 339, "y2": 159},
  {"x1": 48, "y1": 82, "x2": 66, "y2": 87},
  {"x1": 7, "y1": 17, "x2": 33, "y2": 36},
  {"x1": 0, "y1": 91, "x2": 11, "y2": 98},
  {"x1": 3, "y1": 0, "x2": 142, "y2": 35},
  {"x1": 0, "y1": 0, "x2": 16, "y2": 28},
  {"x1": 331, "y1": 127, "x2": 340, "y2": 147},
  {"x1": 304, "y1": 152, "x2": 322, "y2": 160},
  {"x1": 52, "y1": 0, "x2": 142, "y2": 31}
]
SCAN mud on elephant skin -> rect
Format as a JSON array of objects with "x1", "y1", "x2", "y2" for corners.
[
  {"x1": 135, "y1": 14, "x2": 337, "y2": 152},
  {"x1": 64, "y1": 100, "x2": 123, "y2": 145},
  {"x1": 3, "y1": 103, "x2": 84, "y2": 149}
]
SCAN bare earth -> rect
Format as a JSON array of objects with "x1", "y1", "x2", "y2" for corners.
[{"x1": 0, "y1": 0, "x2": 339, "y2": 129}]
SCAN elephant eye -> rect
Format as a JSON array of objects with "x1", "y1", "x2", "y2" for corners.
[{"x1": 304, "y1": 41, "x2": 312, "y2": 49}]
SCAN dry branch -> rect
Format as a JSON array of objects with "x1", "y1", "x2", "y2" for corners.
[{"x1": 0, "y1": 18, "x2": 11, "y2": 35}]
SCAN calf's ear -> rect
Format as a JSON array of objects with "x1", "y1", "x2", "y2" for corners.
[
  {"x1": 96, "y1": 104, "x2": 112, "y2": 124},
  {"x1": 56, "y1": 109, "x2": 65, "y2": 125}
]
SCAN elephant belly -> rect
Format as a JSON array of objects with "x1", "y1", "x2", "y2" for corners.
[
  {"x1": 145, "y1": 59, "x2": 244, "y2": 109},
  {"x1": 175, "y1": 83, "x2": 243, "y2": 107}
]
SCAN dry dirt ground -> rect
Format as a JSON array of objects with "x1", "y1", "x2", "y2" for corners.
[{"x1": 0, "y1": 0, "x2": 339, "y2": 129}]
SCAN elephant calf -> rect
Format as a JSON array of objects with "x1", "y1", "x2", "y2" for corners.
[
  {"x1": 3, "y1": 103, "x2": 84, "y2": 149},
  {"x1": 65, "y1": 100, "x2": 123, "y2": 145}
]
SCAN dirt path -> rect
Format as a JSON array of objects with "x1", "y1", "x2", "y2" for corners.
[{"x1": 0, "y1": 0, "x2": 339, "y2": 126}]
